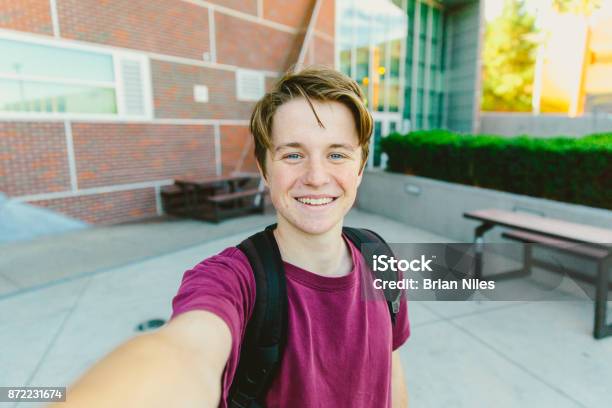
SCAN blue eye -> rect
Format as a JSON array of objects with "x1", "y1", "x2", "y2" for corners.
[
  {"x1": 284, "y1": 153, "x2": 302, "y2": 160},
  {"x1": 329, "y1": 153, "x2": 346, "y2": 160}
]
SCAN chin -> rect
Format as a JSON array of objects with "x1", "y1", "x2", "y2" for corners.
[{"x1": 292, "y1": 217, "x2": 342, "y2": 236}]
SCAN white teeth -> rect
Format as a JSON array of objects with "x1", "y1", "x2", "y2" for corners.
[{"x1": 297, "y1": 197, "x2": 334, "y2": 206}]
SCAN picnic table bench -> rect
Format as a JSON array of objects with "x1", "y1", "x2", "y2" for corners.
[
  {"x1": 161, "y1": 174, "x2": 267, "y2": 222},
  {"x1": 464, "y1": 209, "x2": 612, "y2": 339}
]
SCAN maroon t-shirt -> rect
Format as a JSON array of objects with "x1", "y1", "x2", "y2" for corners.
[{"x1": 171, "y1": 235, "x2": 410, "y2": 407}]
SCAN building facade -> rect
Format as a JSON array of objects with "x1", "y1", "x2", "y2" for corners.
[
  {"x1": 336, "y1": 0, "x2": 483, "y2": 167},
  {"x1": 0, "y1": 0, "x2": 481, "y2": 225},
  {"x1": 0, "y1": 0, "x2": 335, "y2": 224}
]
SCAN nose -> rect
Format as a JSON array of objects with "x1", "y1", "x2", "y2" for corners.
[{"x1": 303, "y1": 158, "x2": 331, "y2": 187}]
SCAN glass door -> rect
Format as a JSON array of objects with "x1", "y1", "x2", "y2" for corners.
[{"x1": 370, "y1": 112, "x2": 402, "y2": 169}]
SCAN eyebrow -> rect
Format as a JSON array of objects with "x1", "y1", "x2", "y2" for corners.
[{"x1": 274, "y1": 142, "x2": 358, "y2": 152}]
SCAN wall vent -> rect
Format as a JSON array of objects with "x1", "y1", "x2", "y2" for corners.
[
  {"x1": 119, "y1": 57, "x2": 146, "y2": 116},
  {"x1": 236, "y1": 70, "x2": 265, "y2": 101}
]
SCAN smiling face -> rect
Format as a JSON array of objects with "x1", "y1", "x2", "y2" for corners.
[{"x1": 260, "y1": 97, "x2": 364, "y2": 236}]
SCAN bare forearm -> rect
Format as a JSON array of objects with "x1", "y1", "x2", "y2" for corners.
[
  {"x1": 49, "y1": 333, "x2": 221, "y2": 408},
  {"x1": 392, "y1": 351, "x2": 408, "y2": 408}
]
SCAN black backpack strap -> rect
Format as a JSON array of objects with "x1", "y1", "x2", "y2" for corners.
[
  {"x1": 229, "y1": 224, "x2": 287, "y2": 408},
  {"x1": 343, "y1": 227, "x2": 401, "y2": 326}
]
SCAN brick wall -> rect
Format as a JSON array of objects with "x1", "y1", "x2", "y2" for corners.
[
  {"x1": 0, "y1": 0, "x2": 53, "y2": 35},
  {"x1": 220, "y1": 125, "x2": 258, "y2": 174},
  {"x1": 0, "y1": 0, "x2": 336, "y2": 225},
  {"x1": 264, "y1": 0, "x2": 313, "y2": 28},
  {"x1": 151, "y1": 60, "x2": 256, "y2": 119},
  {"x1": 57, "y1": 0, "x2": 210, "y2": 59},
  {"x1": 215, "y1": 12, "x2": 296, "y2": 72},
  {"x1": 72, "y1": 123, "x2": 216, "y2": 188},
  {"x1": 0, "y1": 122, "x2": 70, "y2": 196},
  {"x1": 207, "y1": 0, "x2": 258, "y2": 15},
  {"x1": 35, "y1": 188, "x2": 157, "y2": 224}
]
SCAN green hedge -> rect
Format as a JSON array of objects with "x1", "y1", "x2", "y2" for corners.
[{"x1": 380, "y1": 130, "x2": 612, "y2": 210}]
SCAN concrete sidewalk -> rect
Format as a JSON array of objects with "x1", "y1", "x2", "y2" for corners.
[{"x1": 0, "y1": 209, "x2": 610, "y2": 407}]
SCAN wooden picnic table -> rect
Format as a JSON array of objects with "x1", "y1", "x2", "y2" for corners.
[
  {"x1": 175, "y1": 174, "x2": 256, "y2": 191},
  {"x1": 464, "y1": 208, "x2": 612, "y2": 338},
  {"x1": 465, "y1": 209, "x2": 612, "y2": 249},
  {"x1": 167, "y1": 174, "x2": 266, "y2": 222}
]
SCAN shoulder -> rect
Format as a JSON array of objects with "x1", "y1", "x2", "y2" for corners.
[
  {"x1": 172, "y1": 246, "x2": 256, "y2": 317},
  {"x1": 201, "y1": 246, "x2": 249, "y2": 267},
  {"x1": 172, "y1": 246, "x2": 258, "y2": 350},
  {"x1": 185, "y1": 247, "x2": 253, "y2": 282}
]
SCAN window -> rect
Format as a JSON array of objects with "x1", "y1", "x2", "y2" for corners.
[
  {"x1": 0, "y1": 36, "x2": 151, "y2": 118},
  {"x1": 336, "y1": 0, "x2": 405, "y2": 112}
]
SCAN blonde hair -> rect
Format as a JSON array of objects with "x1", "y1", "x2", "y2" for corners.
[{"x1": 250, "y1": 65, "x2": 373, "y2": 176}]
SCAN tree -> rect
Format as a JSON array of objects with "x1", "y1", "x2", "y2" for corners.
[
  {"x1": 481, "y1": 0, "x2": 537, "y2": 112},
  {"x1": 552, "y1": 0, "x2": 601, "y2": 15}
]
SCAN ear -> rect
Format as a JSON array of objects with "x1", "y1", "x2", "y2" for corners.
[
  {"x1": 356, "y1": 165, "x2": 364, "y2": 188},
  {"x1": 256, "y1": 159, "x2": 269, "y2": 187}
]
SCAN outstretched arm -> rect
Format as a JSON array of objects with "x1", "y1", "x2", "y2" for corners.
[
  {"x1": 392, "y1": 350, "x2": 408, "y2": 408},
  {"x1": 49, "y1": 310, "x2": 231, "y2": 408}
]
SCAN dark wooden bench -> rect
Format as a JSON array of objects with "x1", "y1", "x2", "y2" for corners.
[
  {"x1": 501, "y1": 229, "x2": 612, "y2": 339},
  {"x1": 162, "y1": 175, "x2": 264, "y2": 221},
  {"x1": 464, "y1": 209, "x2": 612, "y2": 339},
  {"x1": 205, "y1": 188, "x2": 267, "y2": 222},
  {"x1": 160, "y1": 184, "x2": 216, "y2": 217},
  {"x1": 160, "y1": 185, "x2": 188, "y2": 216}
]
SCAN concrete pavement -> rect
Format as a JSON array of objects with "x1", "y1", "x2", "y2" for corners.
[{"x1": 0, "y1": 209, "x2": 610, "y2": 407}]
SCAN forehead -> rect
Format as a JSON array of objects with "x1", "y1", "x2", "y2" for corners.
[{"x1": 270, "y1": 98, "x2": 359, "y2": 146}]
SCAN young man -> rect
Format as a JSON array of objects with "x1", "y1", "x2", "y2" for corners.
[{"x1": 54, "y1": 66, "x2": 410, "y2": 407}]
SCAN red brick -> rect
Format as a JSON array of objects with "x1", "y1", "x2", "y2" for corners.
[
  {"x1": 34, "y1": 188, "x2": 157, "y2": 224},
  {"x1": 0, "y1": 122, "x2": 70, "y2": 196},
  {"x1": 264, "y1": 0, "x2": 311, "y2": 29},
  {"x1": 313, "y1": 36, "x2": 335, "y2": 66},
  {"x1": 315, "y1": 0, "x2": 335, "y2": 38},
  {"x1": 151, "y1": 60, "x2": 256, "y2": 119},
  {"x1": 57, "y1": 0, "x2": 209, "y2": 59},
  {"x1": 263, "y1": 0, "x2": 334, "y2": 37},
  {"x1": 207, "y1": 0, "x2": 257, "y2": 15},
  {"x1": 220, "y1": 125, "x2": 259, "y2": 174},
  {"x1": 0, "y1": 0, "x2": 53, "y2": 35},
  {"x1": 71, "y1": 123, "x2": 216, "y2": 188},
  {"x1": 215, "y1": 12, "x2": 296, "y2": 71}
]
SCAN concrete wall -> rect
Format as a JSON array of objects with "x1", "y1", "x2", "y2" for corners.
[
  {"x1": 357, "y1": 170, "x2": 612, "y2": 289},
  {"x1": 444, "y1": 0, "x2": 482, "y2": 133},
  {"x1": 357, "y1": 170, "x2": 612, "y2": 244},
  {"x1": 480, "y1": 112, "x2": 612, "y2": 137}
]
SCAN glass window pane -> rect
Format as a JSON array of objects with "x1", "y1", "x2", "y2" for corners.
[
  {"x1": 388, "y1": 82, "x2": 400, "y2": 112},
  {"x1": 0, "y1": 79, "x2": 117, "y2": 114},
  {"x1": 432, "y1": 9, "x2": 441, "y2": 42},
  {"x1": 356, "y1": 45, "x2": 369, "y2": 106},
  {"x1": 403, "y1": 87, "x2": 411, "y2": 118},
  {"x1": 416, "y1": 89, "x2": 424, "y2": 114},
  {"x1": 0, "y1": 38, "x2": 115, "y2": 83},
  {"x1": 375, "y1": 42, "x2": 387, "y2": 111},
  {"x1": 373, "y1": 121, "x2": 382, "y2": 167},
  {"x1": 419, "y1": 3, "x2": 428, "y2": 36},
  {"x1": 339, "y1": 46, "x2": 353, "y2": 77}
]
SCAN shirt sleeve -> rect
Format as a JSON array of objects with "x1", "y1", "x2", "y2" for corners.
[
  {"x1": 392, "y1": 297, "x2": 410, "y2": 350},
  {"x1": 171, "y1": 247, "x2": 256, "y2": 349}
]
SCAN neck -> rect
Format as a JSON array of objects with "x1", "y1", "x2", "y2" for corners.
[{"x1": 273, "y1": 218, "x2": 352, "y2": 277}]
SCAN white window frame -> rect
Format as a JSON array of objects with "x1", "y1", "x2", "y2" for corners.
[{"x1": 0, "y1": 31, "x2": 153, "y2": 121}]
